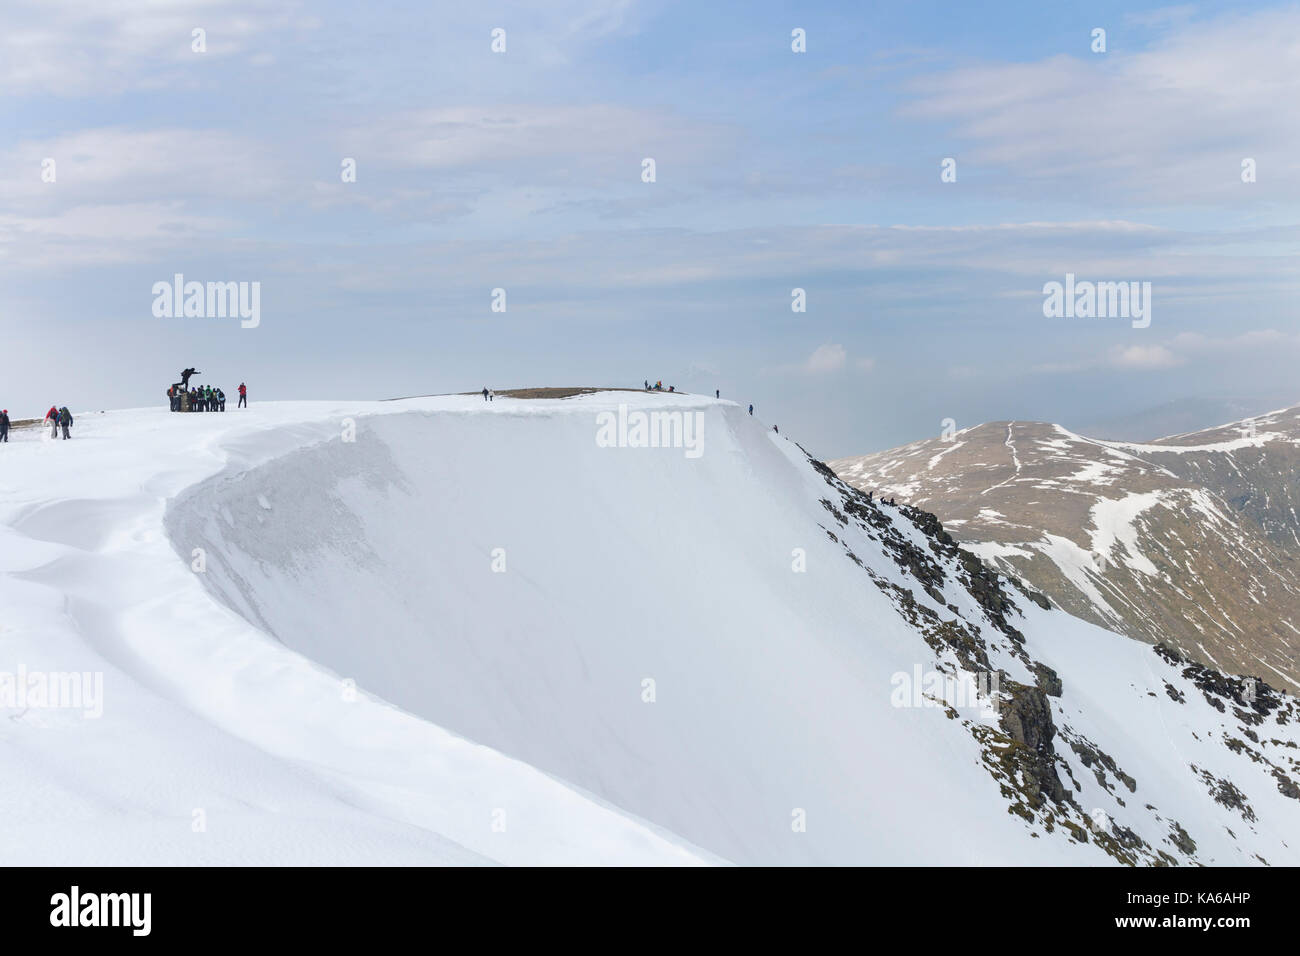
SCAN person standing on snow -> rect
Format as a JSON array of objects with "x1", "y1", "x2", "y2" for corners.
[
  {"x1": 0, "y1": 409, "x2": 9, "y2": 443},
  {"x1": 482, "y1": 387, "x2": 489, "y2": 401},
  {"x1": 58, "y1": 406, "x2": 73, "y2": 440},
  {"x1": 715, "y1": 389, "x2": 720, "y2": 398},
  {"x1": 748, "y1": 404, "x2": 753, "y2": 415},
  {"x1": 238, "y1": 382, "x2": 247, "y2": 408},
  {"x1": 216, "y1": 387, "x2": 226, "y2": 411}
]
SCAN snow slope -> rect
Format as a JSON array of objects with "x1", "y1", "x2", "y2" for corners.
[
  {"x1": 2, "y1": 394, "x2": 1298, "y2": 865},
  {"x1": 0, "y1": 400, "x2": 709, "y2": 866}
]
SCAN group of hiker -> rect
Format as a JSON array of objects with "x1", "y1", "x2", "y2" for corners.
[
  {"x1": 42, "y1": 405, "x2": 74, "y2": 440},
  {"x1": 170, "y1": 383, "x2": 227, "y2": 412},
  {"x1": 167, "y1": 369, "x2": 246, "y2": 412},
  {"x1": 0, "y1": 406, "x2": 72, "y2": 441},
  {"x1": 644, "y1": 379, "x2": 677, "y2": 393}
]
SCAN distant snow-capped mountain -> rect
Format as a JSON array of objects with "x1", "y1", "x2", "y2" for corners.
[{"x1": 829, "y1": 408, "x2": 1300, "y2": 695}]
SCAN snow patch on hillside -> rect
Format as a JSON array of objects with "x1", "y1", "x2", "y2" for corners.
[{"x1": 1090, "y1": 492, "x2": 1163, "y2": 578}]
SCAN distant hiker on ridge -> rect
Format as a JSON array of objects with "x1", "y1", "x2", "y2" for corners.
[
  {"x1": 483, "y1": 387, "x2": 489, "y2": 401},
  {"x1": 748, "y1": 404, "x2": 753, "y2": 415},
  {"x1": 0, "y1": 409, "x2": 9, "y2": 443},
  {"x1": 238, "y1": 382, "x2": 247, "y2": 408}
]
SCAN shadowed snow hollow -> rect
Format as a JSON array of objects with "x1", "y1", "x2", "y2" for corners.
[{"x1": 167, "y1": 402, "x2": 1028, "y2": 864}]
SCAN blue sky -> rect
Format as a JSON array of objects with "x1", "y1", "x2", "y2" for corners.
[{"x1": 3, "y1": 0, "x2": 1299, "y2": 455}]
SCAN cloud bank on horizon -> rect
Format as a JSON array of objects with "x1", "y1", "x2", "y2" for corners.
[{"x1": 2, "y1": 0, "x2": 1297, "y2": 455}]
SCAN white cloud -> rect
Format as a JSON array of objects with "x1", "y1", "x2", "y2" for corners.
[
  {"x1": 345, "y1": 104, "x2": 731, "y2": 186},
  {"x1": 1034, "y1": 328, "x2": 1300, "y2": 377},
  {"x1": 1110, "y1": 344, "x2": 1184, "y2": 370},
  {"x1": 0, "y1": 128, "x2": 278, "y2": 206},
  {"x1": 803, "y1": 344, "x2": 847, "y2": 373},
  {"x1": 796, "y1": 345, "x2": 874, "y2": 375},
  {"x1": 905, "y1": 7, "x2": 1300, "y2": 201},
  {"x1": 1111, "y1": 329, "x2": 1300, "y2": 370},
  {"x1": 0, "y1": 0, "x2": 314, "y2": 96}
]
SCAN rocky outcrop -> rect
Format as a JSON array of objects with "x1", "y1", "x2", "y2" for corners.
[{"x1": 807, "y1": 448, "x2": 1300, "y2": 864}]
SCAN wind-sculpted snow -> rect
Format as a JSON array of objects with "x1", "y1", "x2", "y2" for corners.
[
  {"x1": 0, "y1": 398, "x2": 712, "y2": 866},
  {"x1": 161, "y1": 396, "x2": 1300, "y2": 864}
]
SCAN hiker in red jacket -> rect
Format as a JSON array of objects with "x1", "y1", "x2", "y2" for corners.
[{"x1": 237, "y1": 382, "x2": 247, "y2": 408}]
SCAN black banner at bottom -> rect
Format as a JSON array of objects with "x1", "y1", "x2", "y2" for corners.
[{"x1": 0, "y1": 865, "x2": 1275, "y2": 942}]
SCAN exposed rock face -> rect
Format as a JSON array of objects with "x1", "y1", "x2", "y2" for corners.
[
  {"x1": 807, "y1": 451, "x2": 1300, "y2": 865},
  {"x1": 829, "y1": 414, "x2": 1300, "y2": 693},
  {"x1": 998, "y1": 677, "x2": 1067, "y2": 806}
]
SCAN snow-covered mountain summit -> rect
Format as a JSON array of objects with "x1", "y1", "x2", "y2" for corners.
[{"x1": 1, "y1": 393, "x2": 1296, "y2": 864}]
